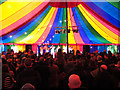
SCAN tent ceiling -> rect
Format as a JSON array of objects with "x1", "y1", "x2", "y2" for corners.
[{"x1": 0, "y1": 0, "x2": 120, "y2": 45}]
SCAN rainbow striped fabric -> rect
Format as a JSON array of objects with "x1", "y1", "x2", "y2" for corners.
[{"x1": 0, "y1": 0, "x2": 120, "y2": 45}]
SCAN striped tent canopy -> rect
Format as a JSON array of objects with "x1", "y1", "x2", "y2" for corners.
[{"x1": 0, "y1": 0, "x2": 120, "y2": 46}]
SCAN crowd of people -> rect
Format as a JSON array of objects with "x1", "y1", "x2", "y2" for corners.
[{"x1": 1, "y1": 48, "x2": 120, "y2": 89}]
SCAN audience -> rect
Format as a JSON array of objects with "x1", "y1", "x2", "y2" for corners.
[
  {"x1": 1, "y1": 49, "x2": 120, "y2": 89},
  {"x1": 16, "y1": 58, "x2": 41, "y2": 89}
]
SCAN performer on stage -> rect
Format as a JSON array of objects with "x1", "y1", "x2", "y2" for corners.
[
  {"x1": 40, "y1": 44, "x2": 43, "y2": 55},
  {"x1": 44, "y1": 45, "x2": 49, "y2": 53},
  {"x1": 63, "y1": 45, "x2": 67, "y2": 54},
  {"x1": 56, "y1": 45, "x2": 61, "y2": 53},
  {"x1": 69, "y1": 46, "x2": 74, "y2": 54},
  {"x1": 50, "y1": 45, "x2": 55, "y2": 58}
]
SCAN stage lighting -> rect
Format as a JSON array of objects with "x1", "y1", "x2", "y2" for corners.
[
  {"x1": 63, "y1": 29, "x2": 65, "y2": 33},
  {"x1": 73, "y1": 28, "x2": 79, "y2": 33},
  {"x1": 55, "y1": 30, "x2": 58, "y2": 34},
  {"x1": 59, "y1": 29, "x2": 62, "y2": 33}
]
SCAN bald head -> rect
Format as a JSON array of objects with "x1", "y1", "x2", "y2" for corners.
[{"x1": 68, "y1": 74, "x2": 82, "y2": 89}]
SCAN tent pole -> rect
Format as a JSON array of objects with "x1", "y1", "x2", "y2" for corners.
[{"x1": 66, "y1": 0, "x2": 69, "y2": 54}]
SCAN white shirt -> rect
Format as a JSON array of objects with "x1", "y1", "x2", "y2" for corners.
[
  {"x1": 56, "y1": 46, "x2": 60, "y2": 53},
  {"x1": 44, "y1": 46, "x2": 49, "y2": 53},
  {"x1": 63, "y1": 46, "x2": 67, "y2": 53}
]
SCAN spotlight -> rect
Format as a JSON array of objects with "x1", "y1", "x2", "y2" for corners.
[
  {"x1": 55, "y1": 30, "x2": 58, "y2": 34},
  {"x1": 59, "y1": 29, "x2": 62, "y2": 33},
  {"x1": 49, "y1": 25, "x2": 52, "y2": 27},
  {"x1": 24, "y1": 32, "x2": 27, "y2": 35},
  {"x1": 10, "y1": 35, "x2": 12, "y2": 38},
  {"x1": 59, "y1": 20, "x2": 62, "y2": 23},
  {"x1": 38, "y1": 29, "x2": 40, "y2": 31}
]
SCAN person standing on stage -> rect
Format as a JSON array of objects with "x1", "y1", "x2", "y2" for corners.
[
  {"x1": 40, "y1": 44, "x2": 43, "y2": 55},
  {"x1": 56, "y1": 45, "x2": 61, "y2": 53},
  {"x1": 44, "y1": 45, "x2": 49, "y2": 53},
  {"x1": 50, "y1": 45, "x2": 55, "y2": 58},
  {"x1": 69, "y1": 46, "x2": 74, "y2": 54},
  {"x1": 63, "y1": 45, "x2": 67, "y2": 54}
]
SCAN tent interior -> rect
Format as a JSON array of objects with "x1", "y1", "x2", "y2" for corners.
[{"x1": 0, "y1": 0, "x2": 120, "y2": 54}]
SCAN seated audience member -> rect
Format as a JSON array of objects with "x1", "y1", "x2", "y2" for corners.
[
  {"x1": 20, "y1": 83, "x2": 35, "y2": 90},
  {"x1": 16, "y1": 58, "x2": 41, "y2": 89},
  {"x1": 68, "y1": 74, "x2": 82, "y2": 89}
]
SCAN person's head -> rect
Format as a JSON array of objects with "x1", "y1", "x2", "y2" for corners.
[
  {"x1": 2, "y1": 64, "x2": 9, "y2": 73},
  {"x1": 49, "y1": 58, "x2": 54, "y2": 66},
  {"x1": 115, "y1": 61, "x2": 120, "y2": 68},
  {"x1": 68, "y1": 74, "x2": 82, "y2": 89},
  {"x1": 97, "y1": 55, "x2": 102, "y2": 61},
  {"x1": 7, "y1": 58, "x2": 12, "y2": 63},
  {"x1": 28, "y1": 49, "x2": 31, "y2": 52},
  {"x1": 13, "y1": 55, "x2": 17, "y2": 59},
  {"x1": 100, "y1": 64, "x2": 107, "y2": 72},
  {"x1": 104, "y1": 50, "x2": 106, "y2": 53},
  {"x1": 104, "y1": 55, "x2": 108, "y2": 60},
  {"x1": 2, "y1": 51, "x2": 5, "y2": 55},
  {"x1": 38, "y1": 57, "x2": 44, "y2": 62},
  {"x1": 20, "y1": 83, "x2": 35, "y2": 90},
  {"x1": 41, "y1": 44, "x2": 43, "y2": 47},
  {"x1": 2, "y1": 55, "x2": 6, "y2": 60},
  {"x1": 24, "y1": 58, "x2": 32, "y2": 67},
  {"x1": 58, "y1": 48, "x2": 62, "y2": 53}
]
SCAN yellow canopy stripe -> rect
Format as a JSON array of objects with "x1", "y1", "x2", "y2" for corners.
[
  {"x1": 0, "y1": 1, "x2": 43, "y2": 30},
  {"x1": 0, "y1": 0, "x2": 33, "y2": 21},
  {"x1": 67, "y1": 8, "x2": 76, "y2": 44},
  {"x1": 78, "y1": 4, "x2": 120, "y2": 44},
  {"x1": 80, "y1": 4, "x2": 120, "y2": 41},
  {"x1": 18, "y1": 7, "x2": 56, "y2": 44}
]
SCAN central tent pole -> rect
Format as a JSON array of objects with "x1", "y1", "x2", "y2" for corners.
[{"x1": 66, "y1": 0, "x2": 69, "y2": 54}]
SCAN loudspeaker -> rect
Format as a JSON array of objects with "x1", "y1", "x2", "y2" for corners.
[
  {"x1": 83, "y1": 45, "x2": 90, "y2": 54},
  {"x1": 26, "y1": 45, "x2": 32, "y2": 52}
]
